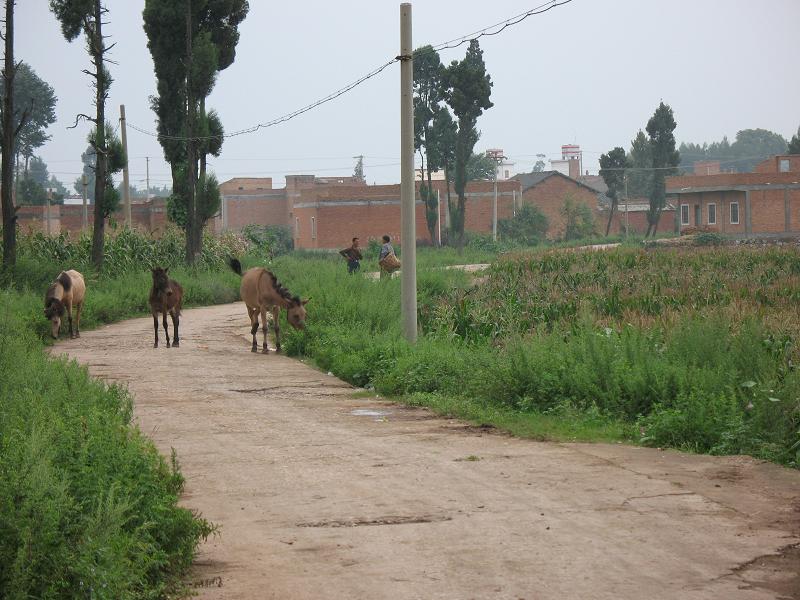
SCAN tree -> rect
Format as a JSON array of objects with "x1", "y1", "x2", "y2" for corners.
[
  {"x1": 85, "y1": 122, "x2": 125, "y2": 219},
  {"x1": 73, "y1": 144, "x2": 96, "y2": 201},
  {"x1": 352, "y1": 155, "x2": 364, "y2": 182},
  {"x1": 144, "y1": 0, "x2": 249, "y2": 264},
  {"x1": 442, "y1": 39, "x2": 493, "y2": 246},
  {"x1": 466, "y1": 151, "x2": 495, "y2": 181},
  {"x1": 645, "y1": 102, "x2": 680, "y2": 237},
  {"x1": 789, "y1": 127, "x2": 800, "y2": 155},
  {"x1": 50, "y1": 0, "x2": 114, "y2": 269},
  {"x1": 533, "y1": 154, "x2": 546, "y2": 172},
  {"x1": 0, "y1": 62, "x2": 57, "y2": 170},
  {"x1": 413, "y1": 45, "x2": 446, "y2": 245},
  {"x1": 561, "y1": 194, "x2": 595, "y2": 241},
  {"x1": 1, "y1": 0, "x2": 21, "y2": 266},
  {"x1": 430, "y1": 106, "x2": 457, "y2": 243},
  {"x1": 627, "y1": 130, "x2": 651, "y2": 198},
  {"x1": 599, "y1": 147, "x2": 629, "y2": 236},
  {"x1": 680, "y1": 129, "x2": 788, "y2": 172},
  {"x1": 497, "y1": 203, "x2": 548, "y2": 245}
]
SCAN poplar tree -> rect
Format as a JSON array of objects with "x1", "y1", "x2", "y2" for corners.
[
  {"x1": 645, "y1": 102, "x2": 680, "y2": 237},
  {"x1": 599, "y1": 147, "x2": 629, "y2": 236},
  {"x1": 50, "y1": 0, "x2": 113, "y2": 269},
  {"x1": 442, "y1": 40, "x2": 493, "y2": 247}
]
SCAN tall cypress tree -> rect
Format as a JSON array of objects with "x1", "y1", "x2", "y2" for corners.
[{"x1": 645, "y1": 102, "x2": 680, "y2": 237}]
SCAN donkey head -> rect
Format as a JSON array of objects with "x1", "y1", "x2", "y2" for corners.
[
  {"x1": 44, "y1": 298, "x2": 65, "y2": 339},
  {"x1": 151, "y1": 267, "x2": 172, "y2": 295},
  {"x1": 286, "y1": 297, "x2": 310, "y2": 330}
]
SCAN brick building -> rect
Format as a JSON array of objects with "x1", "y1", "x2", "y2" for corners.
[
  {"x1": 513, "y1": 171, "x2": 607, "y2": 239},
  {"x1": 666, "y1": 155, "x2": 800, "y2": 236}
]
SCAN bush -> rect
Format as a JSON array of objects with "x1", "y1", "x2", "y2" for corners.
[{"x1": 497, "y1": 204, "x2": 548, "y2": 246}]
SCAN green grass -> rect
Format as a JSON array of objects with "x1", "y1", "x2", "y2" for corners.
[{"x1": 0, "y1": 229, "x2": 250, "y2": 599}]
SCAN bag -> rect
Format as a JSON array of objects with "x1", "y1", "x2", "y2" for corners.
[{"x1": 379, "y1": 252, "x2": 401, "y2": 272}]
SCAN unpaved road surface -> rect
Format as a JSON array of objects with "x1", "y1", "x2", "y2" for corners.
[{"x1": 54, "y1": 303, "x2": 800, "y2": 600}]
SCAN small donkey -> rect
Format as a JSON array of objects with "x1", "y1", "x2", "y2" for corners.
[{"x1": 149, "y1": 267, "x2": 183, "y2": 348}]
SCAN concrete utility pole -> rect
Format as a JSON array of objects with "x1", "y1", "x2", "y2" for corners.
[
  {"x1": 399, "y1": 3, "x2": 417, "y2": 343},
  {"x1": 81, "y1": 174, "x2": 88, "y2": 230},
  {"x1": 119, "y1": 104, "x2": 131, "y2": 226},
  {"x1": 146, "y1": 156, "x2": 150, "y2": 200},
  {"x1": 45, "y1": 187, "x2": 53, "y2": 236},
  {"x1": 487, "y1": 148, "x2": 506, "y2": 241}
]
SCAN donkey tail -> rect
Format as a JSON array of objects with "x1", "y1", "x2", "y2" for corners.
[{"x1": 228, "y1": 257, "x2": 243, "y2": 276}]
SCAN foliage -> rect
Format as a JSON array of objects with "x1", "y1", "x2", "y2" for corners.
[
  {"x1": 599, "y1": 146, "x2": 629, "y2": 235},
  {"x1": 560, "y1": 195, "x2": 596, "y2": 241},
  {"x1": 241, "y1": 224, "x2": 294, "y2": 257},
  {"x1": 266, "y1": 247, "x2": 800, "y2": 467},
  {"x1": 497, "y1": 204, "x2": 548, "y2": 245},
  {"x1": 789, "y1": 126, "x2": 800, "y2": 155},
  {"x1": 167, "y1": 170, "x2": 221, "y2": 229},
  {"x1": 86, "y1": 122, "x2": 125, "y2": 219},
  {"x1": 466, "y1": 151, "x2": 495, "y2": 181},
  {"x1": 680, "y1": 128, "x2": 789, "y2": 172},
  {"x1": 627, "y1": 130, "x2": 651, "y2": 198},
  {"x1": 352, "y1": 155, "x2": 365, "y2": 182},
  {"x1": 645, "y1": 102, "x2": 680, "y2": 236},
  {"x1": 0, "y1": 244, "x2": 252, "y2": 596},
  {"x1": 442, "y1": 39, "x2": 493, "y2": 245},
  {"x1": 0, "y1": 62, "x2": 57, "y2": 162}
]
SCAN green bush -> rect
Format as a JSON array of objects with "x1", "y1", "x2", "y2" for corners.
[
  {"x1": 0, "y1": 324, "x2": 214, "y2": 598},
  {"x1": 497, "y1": 204, "x2": 548, "y2": 246}
]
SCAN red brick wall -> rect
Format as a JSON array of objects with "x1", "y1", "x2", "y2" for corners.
[
  {"x1": 673, "y1": 191, "x2": 747, "y2": 235},
  {"x1": 667, "y1": 172, "x2": 800, "y2": 190},
  {"x1": 520, "y1": 175, "x2": 601, "y2": 239},
  {"x1": 223, "y1": 194, "x2": 289, "y2": 231},
  {"x1": 606, "y1": 208, "x2": 676, "y2": 235},
  {"x1": 754, "y1": 156, "x2": 800, "y2": 174}
]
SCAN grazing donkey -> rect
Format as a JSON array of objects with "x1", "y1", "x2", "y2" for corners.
[
  {"x1": 44, "y1": 269, "x2": 86, "y2": 339},
  {"x1": 228, "y1": 258, "x2": 309, "y2": 353},
  {"x1": 149, "y1": 267, "x2": 183, "y2": 348}
]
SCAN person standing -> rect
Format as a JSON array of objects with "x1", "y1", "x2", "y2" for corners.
[
  {"x1": 339, "y1": 237, "x2": 363, "y2": 274},
  {"x1": 378, "y1": 235, "x2": 397, "y2": 280}
]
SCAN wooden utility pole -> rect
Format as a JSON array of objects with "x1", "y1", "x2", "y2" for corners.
[
  {"x1": 1, "y1": 0, "x2": 17, "y2": 267},
  {"x1": 399, "y1": 3, "x2": 416, "y2": 343},
  {"x1": 119, "y1": 104, "x2": 131, "y2": 226}
]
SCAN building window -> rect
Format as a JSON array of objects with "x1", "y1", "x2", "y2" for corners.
[
  {"x1": 707, "y1": 203, "x2": 716, "y2": 225},
  {"x1": 730, "y1": 202, "x2": 739, "y2": 225},
  {"x1": 694, "y1": 204, "x2": 701, "y2": 226},
  {"x1": 311, "y1": 217, "x2": 316, "y2": 240},
  {"x1": 295, "y1": 217, "x2": 300, "y2": 237},
  {"x1": 680, "y1": 204, "x2": 689, "y2": 226},
  {"x1": 504, "y1": 170, "x2": 510, "y2": 179},
  {"x1": 779, "y1": 159, "x2": 790, "y2": 173}
]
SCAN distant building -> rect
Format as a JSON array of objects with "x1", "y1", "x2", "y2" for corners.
[{"x1": 666, "y1": 155, "x2": 800, "y2": 236}]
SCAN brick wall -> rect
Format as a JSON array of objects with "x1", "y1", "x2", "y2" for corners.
[
  {"x1": 520, "y1": 175, "x2": 602, "y2": 239},
  {"x1": 754, "y1": 156, "x2": 800, "y2": 174},
  {"x1": 605, "y1": 207, "x2": 676, "y2": 235}
]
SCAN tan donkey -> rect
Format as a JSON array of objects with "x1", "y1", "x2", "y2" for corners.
[
  {"x1": 228, "y1": 258, "x2": 308, "y2": 353},
  {"x1": 43, "y1": 269, "x2": 86, "y2": 339}
]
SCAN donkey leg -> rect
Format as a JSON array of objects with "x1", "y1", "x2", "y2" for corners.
[
  {"x1": 272, "y1": 307, "x2": 282, "y2": 353},
  {"x1": 163, "y1": 312, "x2": 171, "y2": 348},
  {"x1": 75, "y1": 303, "x2": 82, "y2": 337},
  {"x1": 66, "y1": 301, "x2": 74, "y2": 339},
  {"x1": 249, "y1": 308, "x2": 259, "y2": 353},
  {"x1": 153, "y1": 313, "x2": 159, "y2": 348},
  {"x1": 260, "y1": 307, "x2": 269, "y2": 354},
  {"x1": 171, "y1": 311, "x2": 180, "y2": 348}
]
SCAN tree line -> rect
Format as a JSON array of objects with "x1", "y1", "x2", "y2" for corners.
[{"x1": 1, "y1": 0, "x2": 249, "y2": 270}]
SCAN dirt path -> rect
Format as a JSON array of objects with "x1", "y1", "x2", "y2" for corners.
[{"x1": 53, "y1": 303, "x2": 800, "y2": 600}]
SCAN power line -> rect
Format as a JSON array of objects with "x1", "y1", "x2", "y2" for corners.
[{"x1": 127, "y1": 0, "x2": 574, "y2": 143}]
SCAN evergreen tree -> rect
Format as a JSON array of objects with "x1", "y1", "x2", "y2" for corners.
[
  {"x1": 645, "y1": 102, "x2": 680, "y2": 237},
  {"x1": 599, "y1": 147, "x2": 628, "y2": 236},
  {"x1": 442, "y1": 40, "x2": 493, "y2": 247}
]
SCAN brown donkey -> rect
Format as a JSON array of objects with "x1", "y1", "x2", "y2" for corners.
[
  {"x1": 229, "y1": 258, "x2": 309, "y2": 353},
  {"x1": 44, "y1": 269, "x2": 86, "y2": 339},
  {"x1": 149, "y1": 267, "x2": 183, "y2": 348}
]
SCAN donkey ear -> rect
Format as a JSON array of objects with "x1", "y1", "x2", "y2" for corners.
[
  {"x1": 301, "y1": 297, "x2": 311, "y2": 305},
  {"x1": 164, "y1": 267, "x2": 169, "y2": 274}
]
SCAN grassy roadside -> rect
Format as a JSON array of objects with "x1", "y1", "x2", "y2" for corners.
[{"x1": 0, "y1": 231, "x2": 248, "y2": 599}]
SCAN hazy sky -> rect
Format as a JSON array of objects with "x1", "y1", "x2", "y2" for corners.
[{"x1": 17, "y1": 0, "x2": 800, "y2": 193}]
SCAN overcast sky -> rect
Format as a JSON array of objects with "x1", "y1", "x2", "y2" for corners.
[{"x1": 17, "y1": 0, "x2": 800, "y2": 193}]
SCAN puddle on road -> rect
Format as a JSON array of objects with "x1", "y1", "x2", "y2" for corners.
[{"x1": 350, "y1": 409, "x2": 393, "y2": 421}]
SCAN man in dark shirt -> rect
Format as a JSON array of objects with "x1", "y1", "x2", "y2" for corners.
[{"x1": 339, "y1": 237, "x2": 363, "y2": 274}]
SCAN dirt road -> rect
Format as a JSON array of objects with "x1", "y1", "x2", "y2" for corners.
[{"x1": 53, "y1": 303, "x2": 800, "y2": 600}]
